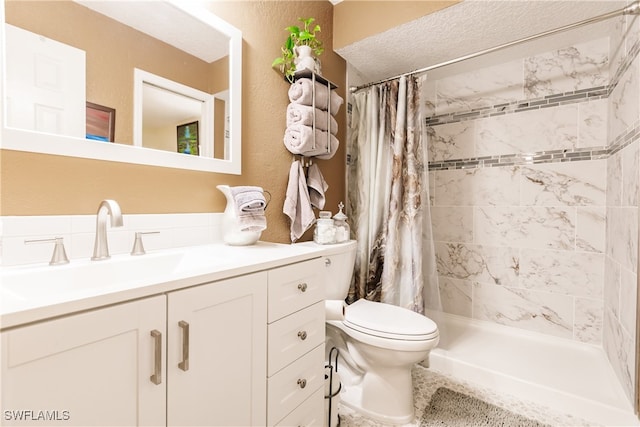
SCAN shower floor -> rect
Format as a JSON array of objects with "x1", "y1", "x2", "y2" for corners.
[
  {"x1": 428, "y1": 312, "x2": 637, "y2": 426},
  {"x1": 339, "y1": 313, "x2": 638, "y2": 426},
  {"x1": 339, "y1": 365, "x2": 593, "y2": 426}
]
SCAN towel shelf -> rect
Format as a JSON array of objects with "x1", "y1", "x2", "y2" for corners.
[
  {"x1": 292, "y1": 71, "x2": 338, "y2": 155},
  {"x1": 292, "y1": 70, "x2": 337, "y2": 90}
]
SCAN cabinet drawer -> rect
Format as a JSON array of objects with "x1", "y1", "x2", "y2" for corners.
[
  {"x1": 267, "y1": 344, "x2": 324, "y2": 426},
  {"x1": 268, "y1": 258, "x2": 324, "y2": 322},
  {"x1": 274, "y1": 387, "x2": 324, "y2": 427},
  {"x1": 268, "y1": 301, "x2": 324, "y2": 376}
]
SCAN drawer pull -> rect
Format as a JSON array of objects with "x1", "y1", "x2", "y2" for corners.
[
  {"x1": 297, "y1": 378, "x2": 307, "y2": 389},
  {"x1": 297, "y1": 283, "x2": 308, "y2": 292},
  {"x1": 178, "y1": 320, "x2": 190, "y2": 372},
  {"x1": 150, "y1": 330, "x2": 162, "y2": 385},
  {"x1": 297, "y1": 330, "x2": 308, "y2": 340}
]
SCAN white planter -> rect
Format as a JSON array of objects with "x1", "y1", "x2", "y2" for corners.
[{"x1": 294, "y1": 45, "x2": 319, "y2": 73}]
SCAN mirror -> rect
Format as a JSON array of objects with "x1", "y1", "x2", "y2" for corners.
[
  {"x1": 134, "y1": 68, "x2": 216, "y2": 158},
  {"x1": 0, "y1": 0, "x2": 242, "y2": 174}
]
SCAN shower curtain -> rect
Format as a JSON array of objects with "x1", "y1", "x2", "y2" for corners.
[{"x1": 347, "y1": 75, "x2": 440, "y2": 314}]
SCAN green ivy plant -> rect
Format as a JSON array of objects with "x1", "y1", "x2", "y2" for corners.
[{"x1": 272, "y1": 17, "x2": 324, "y2": 83}]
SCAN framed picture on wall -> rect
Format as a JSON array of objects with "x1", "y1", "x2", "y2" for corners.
[
  {"x1": 86, "y1": 102, "x2": 116, "y2": 142},
  {"x1": 177, "y1": 121, "x2": 199, "y2": 155}
]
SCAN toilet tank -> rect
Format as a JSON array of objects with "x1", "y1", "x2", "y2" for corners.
[{"x1": 319, "y1": 240, "x2": 357, "y2": 300}]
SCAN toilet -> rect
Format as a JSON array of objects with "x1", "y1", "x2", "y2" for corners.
[{"x1": 320, "y1": 240, "x2": 439, "y2": 425}]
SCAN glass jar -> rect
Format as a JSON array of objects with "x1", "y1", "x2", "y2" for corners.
[
  {"x1": 313, "y1": 211, "x2": 336, "y2": 244},
  {"x1": 333, "y1": 202, "x2": 350, "y2": 243}
]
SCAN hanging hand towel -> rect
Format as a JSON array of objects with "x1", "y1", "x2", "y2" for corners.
[
  {"x1": 229, "y1": 185, "x2": 267, "y2": 232},
  {"x1": 307, "y1": 163, "x2": 328, "y2": 210},
  {"x1": 284, "y1": 124, "x2": 339, "y2": 159},
  {"x1": 288, "y1": 78, "x2": 344, "y2": 114},
  {"x1": 287, "y1": 103, "x2": 338, "y2": 135},
  {"x1": 283, "y1": 160, "x2": 315, "y2": 242}
]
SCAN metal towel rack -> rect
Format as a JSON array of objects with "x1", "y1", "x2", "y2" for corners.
[{"x1": 292, "y1": 70, "x2": 337, "y2": 155}]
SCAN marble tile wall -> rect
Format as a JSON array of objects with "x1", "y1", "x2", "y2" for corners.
[
  {"x1": 426, "y1": 36, "x2": 611, "y2": 344},
  {"x1": 604, "y1": 7, "x2": 640, "y2": 403},
  {"x1": 424, "y1": 9, "x2": 640, "y2": 403}
]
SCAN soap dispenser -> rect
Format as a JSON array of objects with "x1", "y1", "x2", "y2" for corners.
[{"x1": 333, "y1": 202, "x2": 351, "y2": 243}]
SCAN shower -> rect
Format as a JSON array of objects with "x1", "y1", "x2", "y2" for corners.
[{"x1": 344, "y1": 0, "x2": 640, "y2": 423}]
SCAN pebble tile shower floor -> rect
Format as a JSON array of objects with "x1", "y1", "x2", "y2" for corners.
[{"x1": 337, "y1": 364, "x2": 595, "y2": 427}]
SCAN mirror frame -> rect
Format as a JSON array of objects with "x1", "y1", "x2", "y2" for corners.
[{"x1": 0, "y1": 0, "x2": 243, "y2": 175}]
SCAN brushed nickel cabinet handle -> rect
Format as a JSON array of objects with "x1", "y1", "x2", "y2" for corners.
[
  {"x1": 297, "y1": 330, "x2": 307, "y2": 340},
  {"x1": 150, "y1": 330, "x2": 162, "y2": 385},
  {"x1": 178, "y1": 320, "x2": 190, "y2": 372},
  {"x1": 297, "y1": 378, "x2": 307, "y2": 389},
  {"x1": 297, "y1": 283, "x2": 308, "y2": 292}
]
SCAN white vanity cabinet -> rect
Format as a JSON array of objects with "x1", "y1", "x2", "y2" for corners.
[
  {"x1": 0, "y1": 248, "x2": 327, "y2": 427},
  {"x1": 266, "y1": 258, "x2": 326, "y2": 426},
  {"x1": 167, "y1": 272, "x2": 267, "y2": 426},
  {"x1": 0, "y1": 295, "x2": 167, "y2": 427},
  {"x1": 1, "y1": 274, "x2": 268, "y2": 427}
]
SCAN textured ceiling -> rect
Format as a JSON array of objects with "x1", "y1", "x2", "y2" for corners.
[{"x1": 338, "y1": 0, "x2": 628, "y2": 87}]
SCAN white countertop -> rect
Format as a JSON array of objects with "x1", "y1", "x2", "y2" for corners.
[{"x1": 1, "y1": 241, "x2": 331, "y2": 329}]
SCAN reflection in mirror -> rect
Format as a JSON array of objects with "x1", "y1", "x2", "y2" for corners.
[
  {"x1": 134, "y1": 69, "x2": 216, "y2": 158},
  {"x1": 5, "y1": 23, "x2": 86, "y2": 138},
  {"x1": 1, "y1": 0, "x2": 242, "y2": 174}
]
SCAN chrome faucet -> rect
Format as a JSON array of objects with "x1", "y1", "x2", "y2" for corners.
[{"x1": 92, "y1": 199, "x2": 124, "y2": 261}]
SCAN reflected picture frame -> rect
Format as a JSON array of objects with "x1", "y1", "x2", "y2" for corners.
[
  {"x1": 86, "y1": 102, "x2": 116, "y2": 142},
  {"x1": 177, "y1": 121, "x2": 199, "y2": 156}
]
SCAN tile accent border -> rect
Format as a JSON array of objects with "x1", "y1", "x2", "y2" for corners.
[
  {"x1": 427, "y1": 113, "x2": 639, "y2": 172},
  {"x1": 427, "y1": 145, "x2": 612, "y2": 171},
  {"x1": 425, "y1": 86, "x2": 608, "y2": 128},
  {"x1": 424, "y1": 37, "x2": 640, "y2": 171}
]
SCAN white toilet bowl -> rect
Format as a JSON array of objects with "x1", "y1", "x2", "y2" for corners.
[
  {"x1": 306, "y1": 240, "x2": 440, "y2": 425},
  {"x1": 327, "y1": 299, "x2": 439, "y2": 424}
]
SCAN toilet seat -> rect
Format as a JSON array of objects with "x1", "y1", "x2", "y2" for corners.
[{"x1": 343, "y1": 299, "x2": 439, "y2": 341}]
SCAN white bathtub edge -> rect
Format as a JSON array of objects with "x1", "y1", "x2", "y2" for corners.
[{"x1": 426, "y1": 311, "x2": 639, "y2": 427}]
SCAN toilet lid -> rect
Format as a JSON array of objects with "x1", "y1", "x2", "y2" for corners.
[{"x1": 343, "y1": 299, "x2": 438, "y2": 341}]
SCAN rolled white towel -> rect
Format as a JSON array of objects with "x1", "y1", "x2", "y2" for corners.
[
  {"x1": 288, "y1": 78, "x2": 344, "y2": 114},
  {"x1": 230, "y1": 186, "x2": 266, "y2": 213},
  {"x1": 284, "y1": 124, "x2": 339, "y2": 160},
  {"x1": 287, "y1": 103, "x2": 338, "y2": 135},
  {"x1": 229, "y1": 186, "x2": 267, "y2": 232}
]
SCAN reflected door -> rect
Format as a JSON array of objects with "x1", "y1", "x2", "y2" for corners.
[{"x1": 5, "y1": 24, "x2": 85, "y2": 137}]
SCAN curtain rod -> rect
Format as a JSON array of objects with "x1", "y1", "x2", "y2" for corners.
[{"x1": 349, "y1": 1, "x2": 640, "y2": 93}]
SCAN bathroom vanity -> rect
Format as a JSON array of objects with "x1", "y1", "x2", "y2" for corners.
[{"x1": 0, "y1": 243, "x2": 327, "y2": 426}]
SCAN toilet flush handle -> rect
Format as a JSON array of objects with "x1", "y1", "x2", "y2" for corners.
[{"x1": 325, "y1": 258, "x2": 332, "y2": 267}]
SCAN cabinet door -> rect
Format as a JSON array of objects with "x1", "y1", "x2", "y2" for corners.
[
  {"x1": 167, "y1": 272, "x2": 267, "y2": 426},
  {"x1": 0, "y1": 296, "x2": 166, "y2": 427}
]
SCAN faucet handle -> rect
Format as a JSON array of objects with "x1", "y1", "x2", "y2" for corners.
[
  {"x1": 24, "y1": 237, "x2": 70, "y2": 266},
  {"x1": 131, "y1": 231, "x2": 160, "y2": 256}
]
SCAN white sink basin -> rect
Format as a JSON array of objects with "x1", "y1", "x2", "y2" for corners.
[
  {"x1": 0, "y1": 241, "x2": 328, "y2": 328},
  {"x1": 1, "y1": 251, "x2": 184, "y2": 304}
]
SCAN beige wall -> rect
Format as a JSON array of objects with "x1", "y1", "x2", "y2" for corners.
[
  {"x1": 207, "y1": 1, "x2": 347, "y2": 243},
  {"x1": 333, "y1": 0, "x2": 459, "y2": 50},
  {"x1": 0, "y1": 1, "x2": 346, "y2": 244}
]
